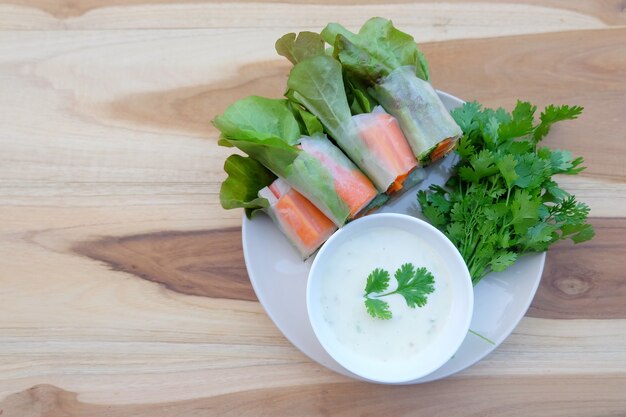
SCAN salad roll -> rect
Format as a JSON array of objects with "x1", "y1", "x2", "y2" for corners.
[
  {"x1": 258, "y1": 178, "x2": 337, "y2": 258},
  {"x1": 373, "y1": 67, "x2": 461, "y2": 163},
  {"x1": 321, "y1": 18, "x2": 462, "y2": 164},
  {"x1": 287, "y1": 54, "x2": 419, "y2": 193},
  {"x1": 214, "y1": 96, "x2": 377, "y2": 226},
  {"x1": 219, "y1": 155, "x2": 336, "y2": 258}
]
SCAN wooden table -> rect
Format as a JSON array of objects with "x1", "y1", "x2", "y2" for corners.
[{"x1": 1, "y1": 1, "x2": 625, "y2": 415}]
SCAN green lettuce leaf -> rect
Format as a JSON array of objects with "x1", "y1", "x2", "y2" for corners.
[
  {"x1": 275, "y1": 31, "x2": 325, "y2": 64},
  {"x1": 218, "y1": 135, "x2": 300, "y2": 178},
  {"x1": 213, "y1": 96, "x2": 303, "y2": 175},
  {"x1": 213, "y1": 96, "x2": 301, "y2": 145},
  {"x1": 220, "y1": 154, "x2": 276, "y2": 218},
  {"x1": 321, "y1": 17, "x2": 430, "y2": 82},
  {"x1": 345, "y1": 75, "x2": 377, "y2": 114},
  {"x1": 331, "y1": 34, "x2": 390, "y2": 84},
  {"x1": 298, "y1": 108, "x2": 324, "y2": 135},
  {"x1": 286, "y1": 101, "x2": 325, "y2": 135},
  {"x1": 287, "y1": 54, "x2": 352, "y2": 139}
]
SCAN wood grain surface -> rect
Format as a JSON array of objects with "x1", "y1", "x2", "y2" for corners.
[{"x1": 1, "y1": 0, "x2": 625, "y2": 416}]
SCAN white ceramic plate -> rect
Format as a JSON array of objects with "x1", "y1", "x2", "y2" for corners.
[{"x1": 242, "y1": 91, "x2": 546, "y2": 383}]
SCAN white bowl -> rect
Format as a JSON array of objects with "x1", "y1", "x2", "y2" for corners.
[{"x1": 306, "y1": 213, "x2": 474, "y2": 383}]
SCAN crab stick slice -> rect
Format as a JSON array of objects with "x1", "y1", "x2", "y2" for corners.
[
  {"x1": 352, "y1": 107, "x2": 418, "y2": 194},
  {"x1": 260, "y1": 178, "x2": 337, "y2": 258}
]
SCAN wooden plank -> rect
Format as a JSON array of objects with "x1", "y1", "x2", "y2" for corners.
[
  {"x1": 73, "y1": 227, "x2": 256, "y2": 301},
  {"x1": 1, "y1": 0, "x2": 624, "y2": 27},
  {"x1": 529, "y1": 218, "x2": 626, "y2": 319},
  {"x1": 0, "y1": 1, "x2": 611, "y2": 36},
  {"x1": 1, "y1": 376, "x2": 626, "y2": 417},
  {"x1": 1, "y1": 316, "x2": 624, "y2": 404}
]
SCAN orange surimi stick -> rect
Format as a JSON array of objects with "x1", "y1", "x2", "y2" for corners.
[
  {"x1": 275, "y1": 192, "x2": 334, "y2": 247},
  {"x1": 261, "y1": 179, "x2": 337, "y2": 258},
  {"x1": 299, "y1": 137, "x2": 378, "y2": 218},
  {"x1": 354, "y1": 111, "x2": 418, "y2": 193}
]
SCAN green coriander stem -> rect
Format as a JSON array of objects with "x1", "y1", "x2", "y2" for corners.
[
  {"x1": 469, "y1": 329, "x2": 495, "y2": 345},
  {"x1": 373, "y1": 289, "x2": 400, "y2": 298}
]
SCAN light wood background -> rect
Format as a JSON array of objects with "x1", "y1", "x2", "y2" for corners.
[{"x1": 1, "y1": 1, "x2": 625, "y2": 415}]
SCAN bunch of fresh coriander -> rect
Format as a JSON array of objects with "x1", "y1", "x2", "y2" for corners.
[{"x1": 418, "y1": 101, "x2": 594, "y2": 285}]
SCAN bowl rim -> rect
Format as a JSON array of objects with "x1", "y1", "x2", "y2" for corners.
[{"x1": 306, "y1": 212, "x2": 474, "y2": 383}]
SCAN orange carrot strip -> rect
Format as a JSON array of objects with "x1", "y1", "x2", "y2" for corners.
[
  {"x1": 386, "y1": 171, "x2": 411, "y2": 195},
  {"x1": 430, "y1": 138, "x2": 455, "y2": 163}
]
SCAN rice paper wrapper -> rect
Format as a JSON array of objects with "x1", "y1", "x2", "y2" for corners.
[
  {"x1": 282, "y1": 151, "x2": 351, "y2": 227},
  {"x1": 355, "y1": 167, "x2": 426, "y2": 219},
  {"x1": 299, "y1": 135, "x2": 378, "y2": 218},
  {"x1": 228, "y1": 135, "x2": 362, "y2": 226},
  {"x1": 259, "y1": 179, "x2": 337, "y2": 259},
  {"x1": 337, "y1": 107, "x2": 418, "y2": 192},
  {"x1": 373, "y1": 66, "x2": 462, "y2": 163}
]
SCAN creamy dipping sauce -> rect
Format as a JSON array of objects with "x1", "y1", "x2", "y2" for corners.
[{"x1": 317, "y1": 226, "x2": 453, "y2": 365}]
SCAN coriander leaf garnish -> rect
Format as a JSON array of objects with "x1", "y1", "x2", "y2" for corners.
[
  {"x1": 363, "y1": 263, "x2": 435, "y2": 319},
  {"x1": 364, "y1": 298, "x2": 392, "y2": 320},
  {"x1": 364, "y1": 268, "x2": 390, "y2": 296},
  {"x1": 393, "y1": 265, "x2": 435, "y2": 308}
]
